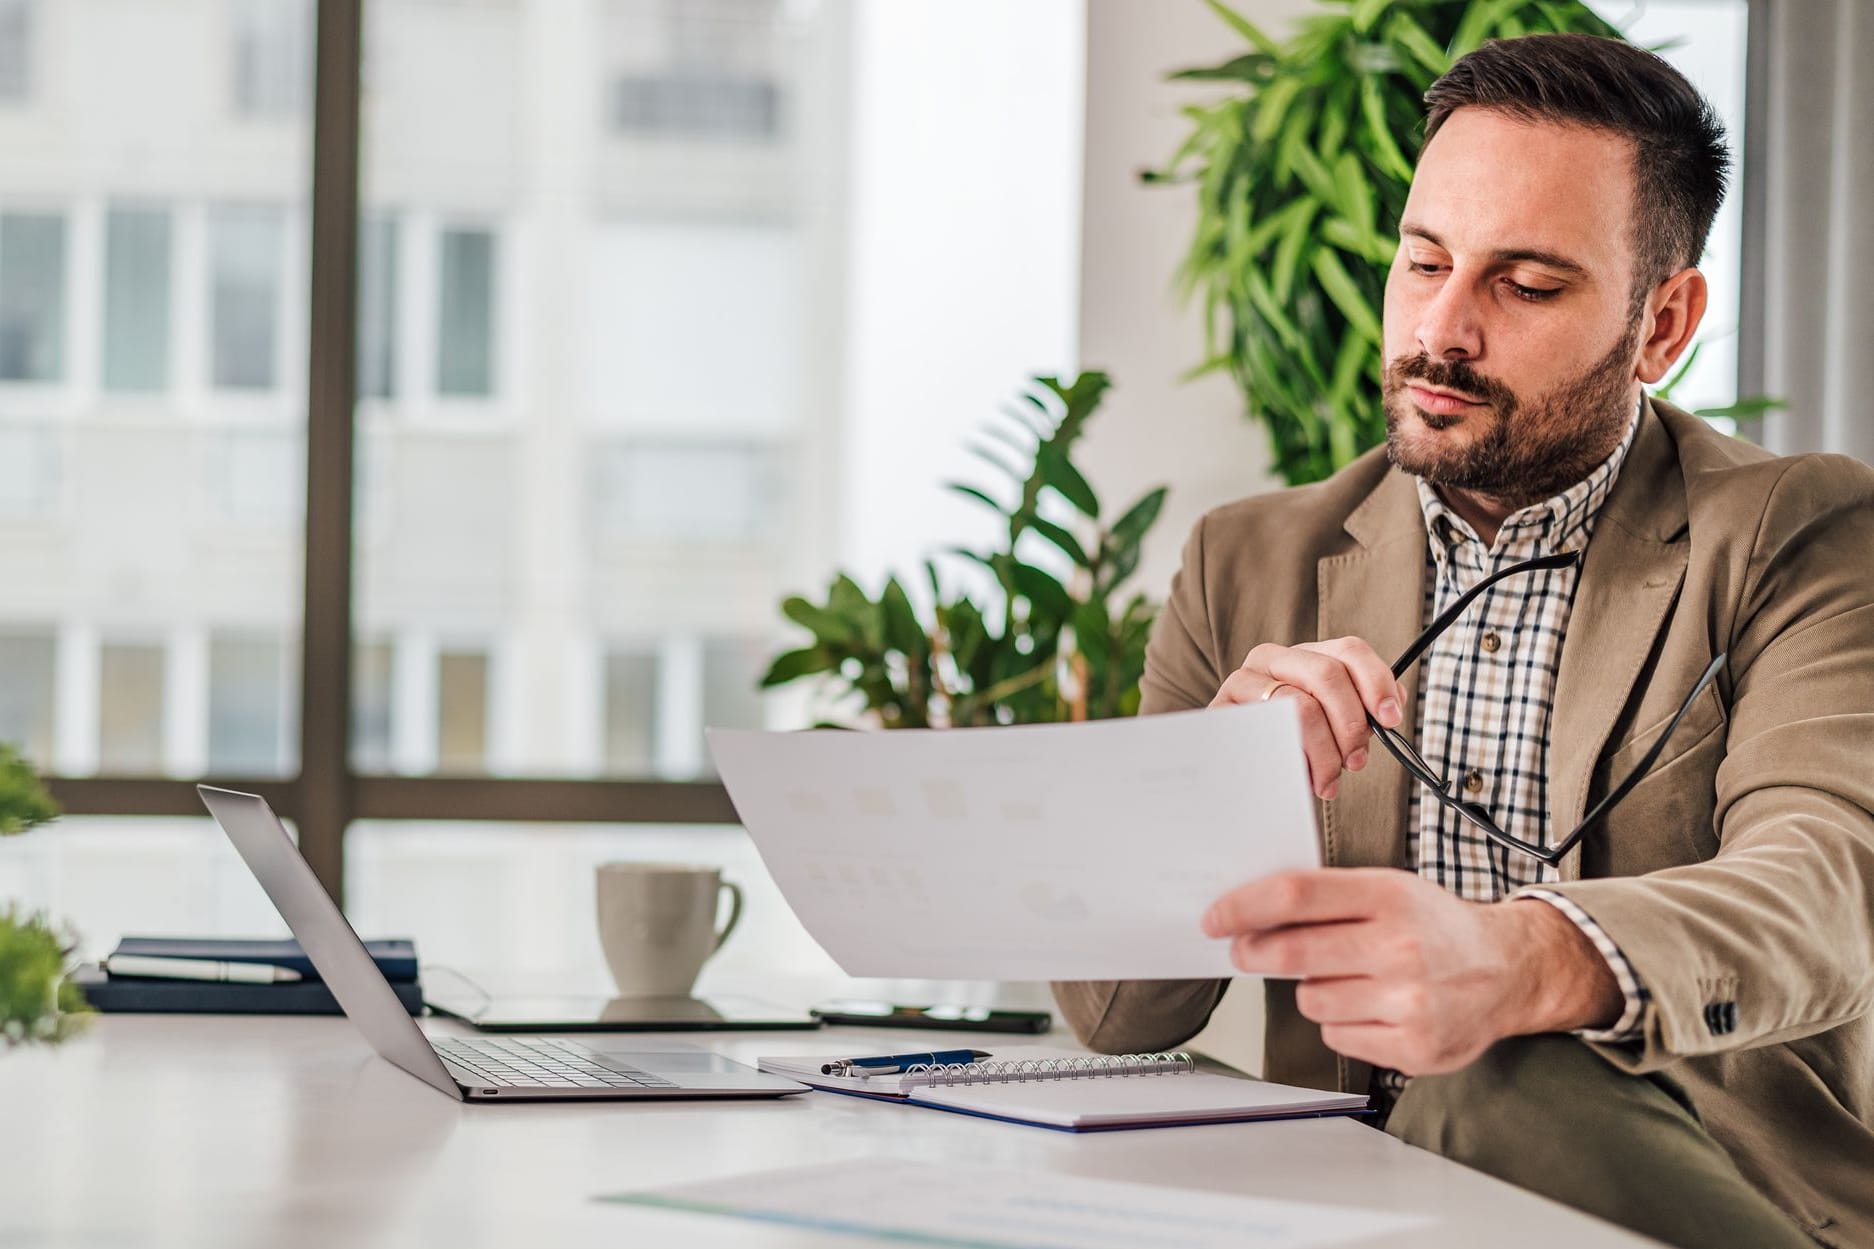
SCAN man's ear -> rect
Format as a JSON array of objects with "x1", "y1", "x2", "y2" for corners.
[{"x1": 1636, "y1": 267, "x2": 1708, "y2": 385}]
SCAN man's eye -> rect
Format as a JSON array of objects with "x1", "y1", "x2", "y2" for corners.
[
  {"x1": 1506, "y1": 280, "x2": 1561, "y2": 302},
  {"x1": 1408, "y1": 261, "x2": 1445, "y2": 276}
]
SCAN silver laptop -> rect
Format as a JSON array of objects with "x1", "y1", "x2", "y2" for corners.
[{"x1": 197, "y1": 785, "x2": 808, "y2": 1103}]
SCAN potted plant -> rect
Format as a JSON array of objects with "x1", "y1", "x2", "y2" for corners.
[
  {"x1": 762, "y1": 372, "x2": 1166, "y2": 727},
  {"x1": 0, "y1": 744, "x2": 90, "y2": 1048},
  {"x1": 1154, "y1": 0, "x2": 1773, "y2": 484}
]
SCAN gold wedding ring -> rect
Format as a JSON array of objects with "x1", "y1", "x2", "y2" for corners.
[{"x1": 1261, "y1": 682, "x2": 1295, "y2": 702}]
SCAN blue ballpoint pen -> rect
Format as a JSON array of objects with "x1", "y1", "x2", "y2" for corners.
[{"x1": 820, "y1": 1048, "x2": 989, "y2": 1077}]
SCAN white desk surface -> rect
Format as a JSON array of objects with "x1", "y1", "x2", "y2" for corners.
[{"x1": 0, "y1": 1012, "x2": 1663, "y2": 1249}]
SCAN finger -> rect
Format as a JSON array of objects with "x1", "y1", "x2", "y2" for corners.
[
  {"x1": 1203, "y1": 868, "x2": 1408, "y2": 936},
  {"x1": 1228, "y1": 922, "x2": 1378, "y2": 979},
  {"x1": 1307, "y1": 636, "x2": 1406, "y2": 728},
  {"x1": 1208, "y1": 666, "x2": 1276, "y2": 709},
  {"x1": 1252, "y1": 646, "x2": 1373, "y2": 769},
  {"x1": 1293, "y1": 975, "x2": 1394, "y2": 1025},
  {"x1": 1284, "y1": 691, "x2": 1346, "y2": 799},
  {"x1": 1318, "y1": 1023, "x2": 1407, "y2": 1069}
]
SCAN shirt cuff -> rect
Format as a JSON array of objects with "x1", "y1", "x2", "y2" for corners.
[{"x1": 1518, "y1": 889, "x2": 1648, "y2": 1042}]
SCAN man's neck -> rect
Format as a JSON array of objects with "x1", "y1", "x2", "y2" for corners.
[{"x1": 1436, "y1": 486, "x2": 1518, "y2": 548}]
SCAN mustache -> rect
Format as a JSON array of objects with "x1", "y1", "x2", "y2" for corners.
[{"x1": 1386, "y1": 354, "x2": 1517, "y2": 412}]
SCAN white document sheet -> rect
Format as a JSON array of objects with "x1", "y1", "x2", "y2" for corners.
[
  {"x1": 602, "y1": 1159, "x2": 1430, "y2": 1249},
  {"x1": 706, "y1": 702, "x2": 1318, "y2": 980}
]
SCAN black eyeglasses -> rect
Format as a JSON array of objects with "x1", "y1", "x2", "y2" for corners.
[{"x1": 1369, "y1": 550, "x2": 1726, "y2": 867}]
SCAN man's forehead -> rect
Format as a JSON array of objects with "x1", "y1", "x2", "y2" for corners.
[{"x1": 1405, "y1": 107, "x2": 1635, "y2": 274}]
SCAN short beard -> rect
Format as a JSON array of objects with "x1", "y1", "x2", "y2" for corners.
[{"x1": 1383, "y1": 317, "x2": 1641, "y2": 512}]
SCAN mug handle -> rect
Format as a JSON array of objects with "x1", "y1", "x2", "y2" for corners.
[{"x1": 713, "y1": 880, "x2": 744, "y2": 952}]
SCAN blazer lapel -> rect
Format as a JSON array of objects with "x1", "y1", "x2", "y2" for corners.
[
  {"x1": 1547, "y1": 400, "x2": 1690, "y2": 880},
  {"x1": 1316, "y1": 467, "x2": 1427, "y2": 871}
]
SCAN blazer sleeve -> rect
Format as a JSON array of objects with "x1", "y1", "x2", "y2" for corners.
[
  {"x1": 1052, "y1": 513, "x2": 1236, "y2": 1054},
  {"x1": 1538, "y1": 456, "x2": 1874, "y2": 1074}
]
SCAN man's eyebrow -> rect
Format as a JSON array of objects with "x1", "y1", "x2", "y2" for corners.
[{"x1": 1399, "y1": 223, "x2": 1591, "y2": 279}]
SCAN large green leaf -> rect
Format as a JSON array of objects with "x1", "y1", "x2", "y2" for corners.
[
  {"x1": 1311, "y1": 247, "x2": 1383, "y2": 345},
  {"x1": 1109, "y1": 487, "x2": 1168, "y2": 554},
  {"x1": 1036, "y1": 445, "x2": 1101, "y2": 517},
  {"x1": 781, "y1": 596, "x2": 858, "y2": 646},
  {"x1": 760, "y1": 646, "x2": 838, "y2": 688}
]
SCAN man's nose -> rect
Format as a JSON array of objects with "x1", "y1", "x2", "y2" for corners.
[{"x1": 1414, "y1": 278, "x2": 1483, "y2": 361}]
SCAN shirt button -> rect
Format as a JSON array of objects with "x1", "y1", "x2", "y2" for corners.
[
  {"x1": 1480, "y1": 631, "x2": 1502, "y2": 654},
  {"x1": 1463, "y1": 770, "x2": 1485, "y2": 795}
]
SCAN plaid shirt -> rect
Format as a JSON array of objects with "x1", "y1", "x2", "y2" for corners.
[{"x1": 1405, "y1": 405, "x2": 1647, "y2": 1045}]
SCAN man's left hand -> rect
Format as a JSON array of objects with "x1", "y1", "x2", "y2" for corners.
[{"x1": 1202, "y1": 868, "x2": 1623, "y2": 1075}]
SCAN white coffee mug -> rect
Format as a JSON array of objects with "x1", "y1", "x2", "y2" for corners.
[{"x1": 595, "y1": 862, "x2": 744, "y2": 998}]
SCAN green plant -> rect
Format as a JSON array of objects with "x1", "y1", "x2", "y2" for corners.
[
  {"x1": 0, "y1": 743, "x2": 89, "y2": 1049},
  {"x1": 1155, "y1": 0, "x2": 1623, "y2": 485},
  {"x1": 762, "y1": 372, "x2": 1165, "y2": 727}
]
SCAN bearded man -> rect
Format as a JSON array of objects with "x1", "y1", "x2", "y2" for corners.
[{"x1": 1055, "y1": 32, "x2": 1874, "y2": 1249}]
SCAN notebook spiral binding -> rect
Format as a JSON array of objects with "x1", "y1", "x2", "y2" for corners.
[{"x1": 903, "y1": 1051, "x2": 1195, "y2": 1088}]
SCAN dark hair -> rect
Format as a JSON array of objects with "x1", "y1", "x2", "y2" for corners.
[{"x1": 1423, "y1": 33, "x2": 1730, "y2": 296}]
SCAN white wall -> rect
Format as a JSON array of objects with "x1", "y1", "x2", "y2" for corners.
[
  {"x1": 837, "y1": 0, "x2": 1086, "y2": 594},
  {"x1": 1073, "y1": 0, "x2": 1319, "y2": 1076}
]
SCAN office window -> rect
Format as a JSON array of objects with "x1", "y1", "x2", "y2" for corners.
[
  {"x1": 602, "y1": 649, "x2": 659, "y2": 775},
  {"x1": 0, "y1": 632, "x2": 55, "y2": 766},
  {"x1": 0, "y1": 421, "x2": 56, "y2": 515},
  {"x1": 0, "y1": 212, "x2": 65, "y2": 383},
  {"x1": 0, "y1": 0, "x2": 28, "y2": 103},
  {"x1": 436, "y1": 228, "x2": 494, "y2": 398},
  {"x1": 231, "y1": 0, "x2": 312, "y2": 119},
  {"x1": 435, "y1": 648, "x2": 488, "y2": 774},
  {"x1": 209, "y1": 205, "x2": 284, "y2": 390},
  {"x1": 350, "y1": 640, "x2": 394, "y2": 773},
  {"x1": 103, "y1": 206, "x2": 173, "y2": 393},
  {"x1": 357, "y1": 214, "x2": 398, "y2": 401},
  {"x1": 98, "y1": 643, "x2": 166, "y2": 775},
  {"x1": 207, "y1": 635, "x2": 292, "y2": 776}
]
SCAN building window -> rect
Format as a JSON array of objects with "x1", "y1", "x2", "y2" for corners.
[
  {"x1": 357, "y1": 213, "x2": 398, "y2": 401},
  {"x1": 436, "y1": 648, "x2": 489, "y2": 774},
  {"x1": 591, "y1": 441, "x2": 784, "y2": 543},
  {"x1": 350, "y1": 639, "x2": 394, "y2": 773},
  {"x1": 0, "y1": 421, "x2": 56, "y2": 516},
  {"x1": 0, "y1": 212, "x2": 65, "y2": 383},
  {"x1": 207, "y1": 634, "x2": 292, "y2": 776},
  {"x1": 608, "y1": 0, "x2": 785, "y2": 141},
  {"x1": 603, "y1": 648, "x2": 660, "y2": 775},
  {"x1": 208, "y1": 204, "x2": 284, "y2": 391},
  {"x1": 230, "y1": 0, "x2": 312, "y2": 119},
  {"x1": 0, "y1": 0, "x2": 29, "y2": 103},
  {"x1": 0, "y1": 631, "x2": 55, "y2": 766},
  {"x1": 611, "y1": 73, "x2": 780, "y2": 141},
  {"x1": 98, "y1": 643, "x2": 166, "y2": 775},
  {"x1": 436, "y1": 228, "x2": 495, "y2": 398},
  {"x1": 103, "y1": 206, "x2": 173, "y2": 393}
]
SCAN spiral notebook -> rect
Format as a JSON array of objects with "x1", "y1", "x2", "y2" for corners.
[{"x1": 756, "y1": 1048, "x2": 1368, "y2": 1132}]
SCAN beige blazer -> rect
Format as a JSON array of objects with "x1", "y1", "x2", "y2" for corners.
[{"x1": 1053, "y1": 399, "x2": 1874, "y2": 1246}]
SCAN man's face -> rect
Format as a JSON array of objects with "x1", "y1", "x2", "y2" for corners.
[{"x1": 1381, "y1": 108, "x2": 1647, "y2": 507}]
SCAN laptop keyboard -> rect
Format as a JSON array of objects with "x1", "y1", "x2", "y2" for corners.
[{"x1": 435, "y1": 1036, "x2": 679, "y2": 1090}]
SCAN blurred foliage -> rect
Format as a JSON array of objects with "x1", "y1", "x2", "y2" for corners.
[
  {"x1": 1154, "y1": 0, "x2": 1624, "y2": 485},
  {"x1": 762, "y1": 372, "x2": 1166, "y2": 727},
  {"x1": 0, "y1": 746, "x2": 87, "y2": 1049}
]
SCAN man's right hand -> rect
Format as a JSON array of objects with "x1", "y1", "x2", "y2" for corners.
[{"x1": 1208, "y1": 638, "x2": 1406, "y2": 800}]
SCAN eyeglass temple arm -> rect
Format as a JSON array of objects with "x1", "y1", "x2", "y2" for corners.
[{"x1": 1389, "y1": 550, "x2": 1582, "y2": 677}]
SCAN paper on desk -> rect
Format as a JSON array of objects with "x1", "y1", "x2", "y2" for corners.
[
  {"x1": 602, "y1": 1159, "x2": 1429, "y2": 1249},
  {"x1": 707, "y1": 702, "x2": 1318, "y2": 980}
]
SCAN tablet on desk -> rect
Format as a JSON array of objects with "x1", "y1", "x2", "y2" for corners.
[{"x1": 425, "y1": 991, "x2": 821, "y2": 1033}]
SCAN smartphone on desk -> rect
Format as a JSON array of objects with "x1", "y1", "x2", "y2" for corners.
[{"x1": 809, "y1": 1000, "x2": 1052, "y2": 1034}]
